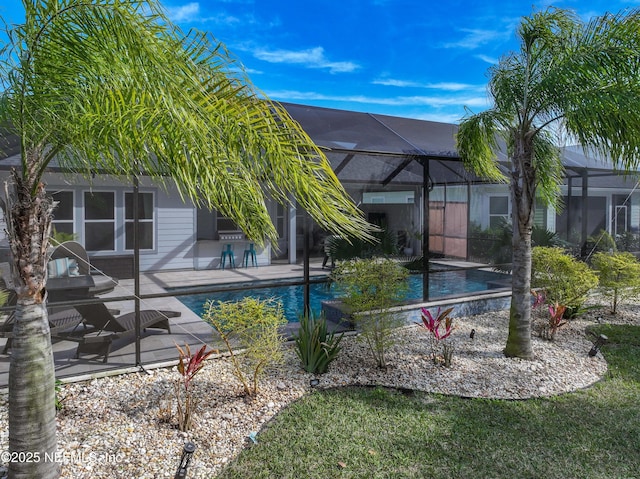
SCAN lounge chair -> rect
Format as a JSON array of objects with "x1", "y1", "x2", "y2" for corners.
[
  {"x1": 55, "y1": 302, "x2": 181, "y2": 362},
  {"x1": 49, "y1": 241, "x2": 118, "y2": 295},
  {"x1": 0, "y1": 267, "x2": 85, "y2": 352},
  {"x1": 1, "y1": 308, "x2": 84, "y2": 354}
]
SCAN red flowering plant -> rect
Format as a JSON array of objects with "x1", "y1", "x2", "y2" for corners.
[
  {"x1": 531, "y1": 289, "x2": 551, "y2": 339},
  {"x1": 417, "y1": 306, "x2": 455, "y2": 366},
  {"x1": 544, "y1": 303, "x2": 568, "y2": 340},
  {"x1": 175, "y1": 343, "x2": 215, "y2": 432},
  {"x1": 531, "y1": 289, "x2": 546, "y2": 309}
]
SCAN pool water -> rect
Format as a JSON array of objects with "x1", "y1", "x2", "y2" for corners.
[{"x1": 175, "y1": 269, "x2": 510, "y2": 322}]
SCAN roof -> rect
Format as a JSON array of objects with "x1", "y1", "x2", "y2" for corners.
[
  {"x1": 281, "y1": 102, "x2": 480, "y2": 186},
  {"x1": 281, "y1": 102, "x2": 459, "y2": 158},
  {"x1": 2, "y1": 102, "x2": 638, "y2": 188}
]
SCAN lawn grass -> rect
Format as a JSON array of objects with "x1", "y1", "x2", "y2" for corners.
[{"x1": 217, "y1": 324, "x2": 640, "y2": 479}]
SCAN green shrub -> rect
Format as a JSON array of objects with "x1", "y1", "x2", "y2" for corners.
[
  {"x1": 294, "y1": 313, "x2": 343, "y2": 374},
  {"x1": 331, "y1": 227, "x2": 398, "y2": 261},
  {"x1": 202, "y1": 297, "x2": 286, "y2": 397},
  {"x1": 591, "y1": 251, "x2": 640, "y2": 314},
  {"x1": 585, "y1": 229, "x2": 616, "y2": 258},
  {"x1": 468, "y1": 219, "x2": 565, "y2": 272},
  {"x1": 331, "y1": 258, "x2": 408, "y2": 369},
  {"x1": 615, "y1": 231, "x2": 640, "y2": 253},
  {"x1": 531, "y1": 246, "x2": 598, "y2": 318}
]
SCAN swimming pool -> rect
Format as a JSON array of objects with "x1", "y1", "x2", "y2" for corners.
[{"x1": 172, "y1": 268, "x2": 510, "y2": 322}]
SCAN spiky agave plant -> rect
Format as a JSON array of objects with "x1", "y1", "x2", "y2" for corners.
[{"x1": 294, "y1": 313, "x2": 344, "y2": 374}]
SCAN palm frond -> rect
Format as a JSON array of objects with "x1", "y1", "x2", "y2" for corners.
[
  {"x1": 531, "y1": 131, "x2": 563, "y2": 209},
  {"x1": 455, "y1": 108, "x2": 508, "y2": 183},
  {"x1": 1, "y1": 0, "x2": 375, "y2": 246}
]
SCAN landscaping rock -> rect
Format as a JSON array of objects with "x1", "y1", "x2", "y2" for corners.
[{"x1": 0, "y1": 300, "x2": 632, "y2": 478}]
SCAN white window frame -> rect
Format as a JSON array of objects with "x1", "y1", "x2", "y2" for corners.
[
  {"x1": 489, "y1": 195, "x2": 510, "y2": 229},
  {"x1": 83, "y1": 190, "x2": 116, "y2": 252},
  {"x1": 124, "y1": 191, "x2": 155, "y2": 251},
  {"x1": 51, "y1": 190, "x2": 75, "y2": 237}
]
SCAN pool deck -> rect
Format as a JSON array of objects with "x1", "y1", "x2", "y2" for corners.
[
  {"x1": 0, "y1": 260, "x2": 333, "y2": 390},
  {"x1": 0, "y1": 258, "x2": 500, "y2": 390}
]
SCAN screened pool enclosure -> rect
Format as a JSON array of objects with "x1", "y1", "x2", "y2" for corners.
[{"x1": 1, "y1": 102, "x2": 640, "y2": 382}]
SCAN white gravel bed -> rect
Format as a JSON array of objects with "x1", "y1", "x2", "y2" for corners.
[{"x1": 1, "y1": 301, "x2": 637, "y2": 478}]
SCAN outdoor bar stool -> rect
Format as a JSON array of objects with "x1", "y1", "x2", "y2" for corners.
[
  {"x1": 220, "y1": 244, "x2": 236, "y2": 269},
  {"x1": 243, "y1": 243, "x2": 258, "y2": 268}
]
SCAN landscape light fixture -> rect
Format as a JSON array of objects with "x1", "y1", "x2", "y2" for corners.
[
  {"x1": 310, "y1": 378, "x2": 320, "y2": 387},
  {"x1": 174, "y1": 442, "x2": 196, "y2": 479},
  {"x1": 588, "y1": 334, "x2": 608, "y2": 357}
]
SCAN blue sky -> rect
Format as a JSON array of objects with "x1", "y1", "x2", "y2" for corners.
[{"x1": 0, "y1": 0, "x2": 636, "y2": 122}]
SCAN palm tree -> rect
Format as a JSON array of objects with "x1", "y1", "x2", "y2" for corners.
[
  {"x1": 0, "y1": 1, "x2": 374, "y2": 477},
  {"x1": 456, "y1": 8, "x2": 640, "y2": 359}
]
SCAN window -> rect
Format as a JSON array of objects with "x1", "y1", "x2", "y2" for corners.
[
  {"x1": 196, "y1": 208, "x2": 215, "y2": 240},
  {"x1": 51, "y1": 191, "x2": 74, "y2": 236},
  {"x1": 615, "y1": 205, "x2": 628, "y2": 236},
  {"x1": 125, "y1": 192, "x2": 154, "y2": 250},
  {"x1": 534, "y1": 198, "x2": 547, "y2": 229},
  {"x1": 84, "y1": 192, "x2": 115, "y2": 251},
  {"x1": 489, "y1": 196, "x2": 509, "y2": 229}
]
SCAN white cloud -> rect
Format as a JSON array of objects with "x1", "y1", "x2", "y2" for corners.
[
  {"x1": 475, "y1": 53, "x2": 499, "y2": 65},
  {"x1": 400, "y1": 95, "x2": 488, "y2": 108},
  {"x1": 443, "y1": 28, "x2": 509, "y2": 50},
  {"x1": 264, "y1": 90, "x2": 489, "y2": 109},
  {"x1": 263, "y1": 90, "x2": 489, "y2": 123},
  {"x1": 372, "y1": 79, "x2": 422, "y2": 87},
  {"x1": 165, "y1": 2, "x2": 240, "y2": 25},
  {"x1": 252, "y1": 47, "x2": 359, "y2": 74},
  {"x1": 424, "y1": 82, "x2": 484, "y2": 92},
  {"x1": 166, "y1": 2, "x2": 200, "y2": 22},
  {"x1": 373, "y1": 79, "x2": 486, "y2": 93}
]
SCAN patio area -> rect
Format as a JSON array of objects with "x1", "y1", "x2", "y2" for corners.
[
  {"x1": 0, "y1": 261, "x2": 331, "y2": 391},
  {"x1": 0, "y1": 257, "x2": 510, "y2": 391}
]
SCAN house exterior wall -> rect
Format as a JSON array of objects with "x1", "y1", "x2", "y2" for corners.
[
  {"x1": 0, "y1": 172, "x2": 271, "y2": 274},
  {"x1": 2, "y1": 166, "x2": 638, "y2": 274}
]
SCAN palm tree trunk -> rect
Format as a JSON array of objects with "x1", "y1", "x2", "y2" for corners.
[
  {"x1": 505, "y1": 226, "x2": 534, "y2": 358},
  {"x1": 4, "y1": 168, "x2": 59, "y2": 478},
  {"x1": 504, "y1": 140, "x2": 535, "y2": 359},
  {"x1": 8, "y1": 301, "x2": 59, "y2": 479}
]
